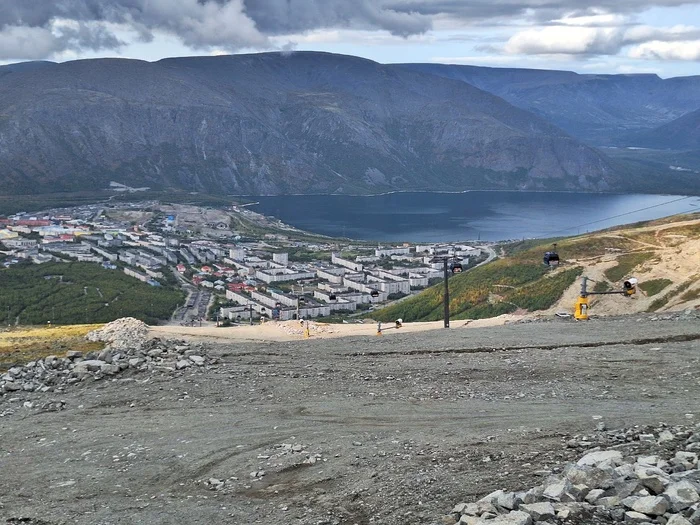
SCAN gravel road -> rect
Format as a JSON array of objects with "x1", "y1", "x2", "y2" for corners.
[{"x1": 1, "y1": 314, "x2": 699, "y2": 524}]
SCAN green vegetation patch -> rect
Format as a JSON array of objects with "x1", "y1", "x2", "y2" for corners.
[
  {"x1": 647, "y1": 278, "x2": 697, "y2": 312},
  {"x1": 638, "y1": 278, "x2": 673, "y2": 297},
  {"x1": 505, "y1": 267, "x2": 584, "y2": 313},
  {"x1": 680, "y1": 287, "x2": 700, "y2": 302},
  {"x1": 499, "y1": 234, "x2": 630, "y2": 265},
  {"x1": 604, "y1": 252, "x2": 655, "y2": 282},
  {"x1": 593, "y1": 281, "x2": 611, "y2": 293},
  {"x1": 0, "y1": 262, "x2": 184, "y2": 326}
]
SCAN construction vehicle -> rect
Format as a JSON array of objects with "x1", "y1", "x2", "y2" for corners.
[{"x1": 574, "y1": 276, "x2": 637, "y2": 320}]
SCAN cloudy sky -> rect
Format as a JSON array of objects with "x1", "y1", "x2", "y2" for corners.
[{"x1": 2, "y1": 0, "x2": 700, "y2": 77}]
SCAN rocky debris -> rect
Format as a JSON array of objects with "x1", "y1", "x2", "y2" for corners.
[
  {"x1": 448, "y1": 423, "x2": 700, "y2": 525},
  {"x1": 513, "y1": 310, "x2": 700, "y2": 325},
  {"x1": 0, "y1": 331, "x2": 219, "y2": 411},
  {"x1": 86, "y1": 317, "x2": 150, "y2": 352},
  {"x1": 201, "y1": 442, "x2": 325, "y2": 493},
  {"x1": 276, "y1": 320, "x2": 338, "y2": 336}
]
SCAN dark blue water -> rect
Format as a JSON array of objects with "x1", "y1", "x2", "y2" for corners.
[{"x1": 247, "y1": 192, "x2": 700, "y2": 242}]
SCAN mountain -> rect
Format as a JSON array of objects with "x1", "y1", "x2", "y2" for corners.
[
  {"x1": 0, "y1": 52, "x2": 619, "y2": 196},
  {"x1": 399, "y1": 63, "x2": 700, "y2": 146},
  {"x1": 630, "y1": 108, "x2": 700, "y2": 150}
]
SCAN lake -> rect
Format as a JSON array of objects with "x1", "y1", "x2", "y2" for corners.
[{"x1": 247, "y1": 191, "x2": 700, "y2": 242}]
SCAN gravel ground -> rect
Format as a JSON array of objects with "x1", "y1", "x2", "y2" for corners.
[{"x1": 1, "y1": 314, "x2": 699, "y2": 525}]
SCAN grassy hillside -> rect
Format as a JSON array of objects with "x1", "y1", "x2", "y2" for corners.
[
  {"x1": 373, "y1": 214, "x2": 700, "y2": 322},
  {"x1": 374, "y1": 252, "x2": 582, "y2": 322},
  {"x1": 0, "y1": 324, "x2": 104, "y2": 371},
  {"x1": 0, "y1": 262, "x2": 184, "y2": 326}
]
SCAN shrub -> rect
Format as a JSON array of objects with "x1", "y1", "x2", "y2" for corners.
[
  {"x1": 638, "y1": 279, "x2": 673, "y2": 297},
  {"x1": 604, "y1": 252, "x2": 655, "y2": 282}
]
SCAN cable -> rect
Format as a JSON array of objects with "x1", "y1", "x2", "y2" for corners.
[{"x1": 536, "y1": 195, "x2": 696, "y2": 238}]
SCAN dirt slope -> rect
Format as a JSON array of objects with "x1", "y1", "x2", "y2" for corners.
[
  {"x1": 1, "y1": 313, "x2": 699, "y2": 524},
  {"x1": 549, "y1": 217, "x2": 700, "y2": 317}
]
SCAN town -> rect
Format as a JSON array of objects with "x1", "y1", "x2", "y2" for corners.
[{"x1": 0, "y1": 200, "x2": 489, "y2": 326}]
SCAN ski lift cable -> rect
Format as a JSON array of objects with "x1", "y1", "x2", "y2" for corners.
[{"x1": 538, "y1": 196, "x2": 694, "y2": 238}]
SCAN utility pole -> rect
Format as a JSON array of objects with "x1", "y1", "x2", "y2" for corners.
[{"x1": 443, "y1": 258, "x2": 450, "y2": 329}]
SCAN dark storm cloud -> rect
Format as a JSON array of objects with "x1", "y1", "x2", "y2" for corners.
[
  {"x1": 244, "y1": 0, "x2": 431, "y2": 36},
  {"x1": 1, "y1": 0, "x2": 700, "y2": 60}
]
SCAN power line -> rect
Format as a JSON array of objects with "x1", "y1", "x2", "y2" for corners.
[{"x1": 535, "y1": 195, "x2": 696, "y2": 239}]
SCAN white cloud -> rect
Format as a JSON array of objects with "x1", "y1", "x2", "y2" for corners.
[
  {"x1": 629, "y1": 40, "x2": 700, "y2": 60},
  {"x1": 624, "y1": 24, "x2": 700, "y2": 43},
  {"x1": 504, "y1": 26, "x2": 623, "y2": 55},
  {"x1": 552, "y1": 11, "x2": 628, "y2": 27},
  {"x1": 0, "y1": 26, "x2": 61, "y2": 60}
]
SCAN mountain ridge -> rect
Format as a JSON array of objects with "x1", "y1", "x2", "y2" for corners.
[
  {"x1": 398, "y1": 62, "x2": 700, "y2": 146},
  {"x1": 0, "y1": 52, "x2": 618, "y2": 196}
]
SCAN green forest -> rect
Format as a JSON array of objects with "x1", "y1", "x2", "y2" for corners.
[{"x1": 0, "y1": 262, "x2": 184, "y2": 326}]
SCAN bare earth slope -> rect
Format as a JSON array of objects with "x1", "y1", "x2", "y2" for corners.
[
  {"x1": 549, "y1": 216, "x2": 700, "y2": 317},
  {"x1": 1, "y1": 313, "x2": 699, "y2": 524}
]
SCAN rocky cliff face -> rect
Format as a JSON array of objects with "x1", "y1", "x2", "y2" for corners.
[{"x1": 0, "y1": 52, "x2": 622, "y2": 196}]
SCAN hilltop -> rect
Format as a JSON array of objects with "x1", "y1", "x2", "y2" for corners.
[{"x1": 373, "y1": 213, "x2": 700, "y2": 323}]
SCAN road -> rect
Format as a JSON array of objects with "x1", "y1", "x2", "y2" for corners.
[
  {"x1": 169, "y1": 268, "x2": 213, "y2": 326},
  {"x1": 1, "y1": 313, "x2": 698, "y2": 524}
]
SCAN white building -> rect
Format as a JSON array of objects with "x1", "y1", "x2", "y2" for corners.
[
  {"x1": 272, "y1": 252, "x2": 289, "y2": 266},
  {"x1": 317, "y1": 267, "x2": 345, "y2": 284},
  {"x1": 255, "y1": 268, "x2": 316, "y2": 284},
  {"x1": 229, "y1": 247, "x2": 246, "y2": 261},
  {"x1": 331, "y1": 253, "x2": 363, "y2": 272},
  {"x1": 375, "y1": 246, "x2": 411, "y2": 258}
]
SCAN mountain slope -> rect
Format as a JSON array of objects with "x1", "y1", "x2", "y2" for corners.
[
  {"x1": 398, "y1": 63, "x2": 700, "y2": 146},
  {"x1": 0, "y1": 52, "x2": 618, "y2": 195},
  {"x1": 630, "y1": 108, "x2": 700, "y2": 150},
  {"x1": 373, "y1": 213, "x2": 700, "y2": 322}
]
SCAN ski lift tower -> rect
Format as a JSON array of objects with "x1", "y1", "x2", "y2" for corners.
[{"x1": 430, "y1": 252, "x2": 463, "y2": 328}]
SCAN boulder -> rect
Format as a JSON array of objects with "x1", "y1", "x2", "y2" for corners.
[
  {"x1": 74, "y1": 360, "x2": 105, "y2": 373},
  {"x1": 543, "y1": 479, "x2": 575, "y2": 502},
  {"x1": 565, "y1": 465, "x2": 612, "y2": 489},
  {"x1": 489, "y1": 511, "x2": 532, "y2": 525},
  {"x1": 100, "y1": 363, "x2": 120, "y2": 375},
  {"x1": 577, "y1": 450, "x2": 623, "y2": 467},
  {"x1": 189, "y1": 355, "x2": 205, "y2": 366},
  {"x1": 667, "y1": 515, "x2": 693, "y2": 525},
  {"x1": 176, "y1": 360, "x2": 191, "y2": 370},
  {"x1": 519, "y1": 502, "x2": 555, "y2": 521},
  {"x1": 495, "y1": 491, "x2": 519, "y2": 510},
  {"x1": 630, "y1": 496, "x2": 669, "y2": 516},
  {"x1": 624, "y1": 510, "x2": 652, "y2": 522},
  {"x1": 664, "y1": 481, "x2": 700, "y2": 512}
]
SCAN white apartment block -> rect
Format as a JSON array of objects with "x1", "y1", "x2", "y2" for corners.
[
  {"x1": 255, "y1": 268, "x2": 316, "y2": 284},
  {"x1": 313, "y1": 291, "x2": 357, "y2": 311},
  {"x1": 331, "y1": 253, "x2": 363, "y2": 272},
  {"x1": 316, "y1": 267, "x2": 345, "y2": 284},
  {"x1": 272, "y1": 252, "x2": 289, "y2": 266},
  {"x1": 375, "y1": 247, "x2": 411, "y2": 257}
]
